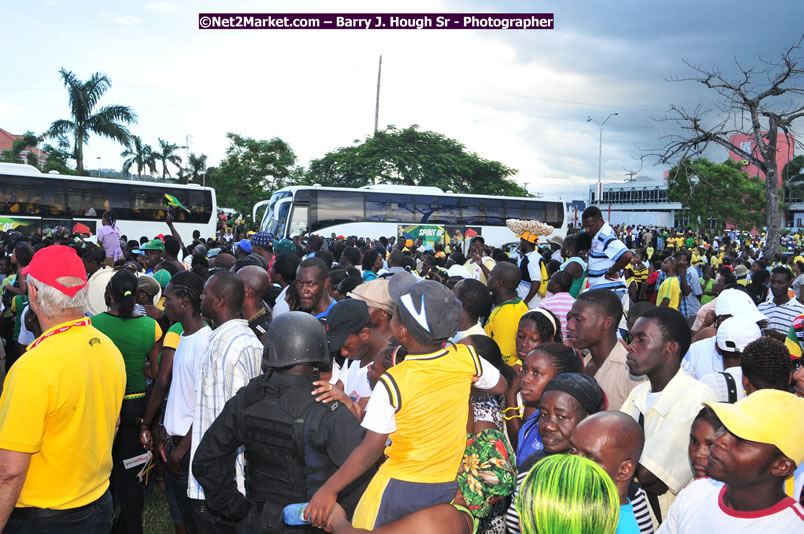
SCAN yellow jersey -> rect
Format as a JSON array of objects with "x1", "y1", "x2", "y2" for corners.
[
  {"x1": 484, "y1": 298, "x2": 529, "y2": 366},
  {"x1": 0, "y1": 319, "x2": 126, "y2": 509},
  {"x1": 376, "y1": 344, "x2": 484, "y2": 483}
]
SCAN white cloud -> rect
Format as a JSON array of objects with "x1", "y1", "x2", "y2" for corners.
[
  {"x1": 112, "y1": 15, "x2": 144, "y2": 25},
  {"x1": 0, "y1": 102, "x2": 25, "y2": 115},
  {"x1": 145, "y1": 2, "x2": 177, "y2": 11}
]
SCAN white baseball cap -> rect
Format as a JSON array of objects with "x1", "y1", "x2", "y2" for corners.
[
  {"x1": 715, "y1": 289, "x2": 766, "y2": 323},
  {"x1": 716, "y1": 317, "x2": 762, "y2": 353}
]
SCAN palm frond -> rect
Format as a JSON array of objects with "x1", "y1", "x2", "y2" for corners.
[
  {"x1": 91, "y1": 104, "x2": 137, "y2": 126},
  {"x1": 47, "y1": 119, "x2": 75, "y2": 137},
  {"x1": 84, "y1": 72, "x2": 111, "y2": 112},
  {"x1": 87, "y1": 119, "x2": 132, "y2": 147}
]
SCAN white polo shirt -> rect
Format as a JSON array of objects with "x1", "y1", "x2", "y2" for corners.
[{"x1": 659, "y1": 478, "x2": 804, "y2": 533}]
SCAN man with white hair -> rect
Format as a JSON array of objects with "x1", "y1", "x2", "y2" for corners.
[
  {"x1": 683, "y1": 288, "x2": 766, "y2": 379},
  {"x1": 0, "y1": 245, "x2": 126, "y2": 532}
]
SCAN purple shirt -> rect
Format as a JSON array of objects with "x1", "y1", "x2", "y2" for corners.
[{"x1": 97, "y1": 224, "x2": 123, "y2": 262}]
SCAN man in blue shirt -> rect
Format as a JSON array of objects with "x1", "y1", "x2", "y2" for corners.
[
  {"x1": 296, "y1": 257, "x2": 336, "y2": 321},
  {"x1": 570, "y1": 411, "x2": 653, "y2": 534}
]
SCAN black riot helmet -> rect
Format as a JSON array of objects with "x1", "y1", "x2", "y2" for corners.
[{"x1": 264, "y1": 311, "x2": 329, "y2": 369}]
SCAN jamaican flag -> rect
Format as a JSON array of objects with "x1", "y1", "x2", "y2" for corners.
[{"x1": 165, "y1": 193, "x2": 190, "y2": 213}]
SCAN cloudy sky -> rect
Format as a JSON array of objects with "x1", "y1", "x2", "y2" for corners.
[{"x1": 3, "y1": 0, "x2": 803, "y2": 200}]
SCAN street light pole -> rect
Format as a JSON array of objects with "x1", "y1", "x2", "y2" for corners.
[{"x1": 587, "y1": 112, "x2": 618, "y2": 205}]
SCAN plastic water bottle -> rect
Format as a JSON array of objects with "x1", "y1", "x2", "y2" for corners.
[{"x1": 283, "y1": 503, "x2": 310, "y2": 525}]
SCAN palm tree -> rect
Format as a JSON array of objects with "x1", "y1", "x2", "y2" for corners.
[
  {"x1": 47, "y1": 68, "x2": 137, "y2": 175},
  {"x1": 185, "y1": 152, "x2": 208, "y2": 185},
  {"x1": 154, "y1": 138, "x2": 183, "y2": 180},
  {"x1": 121, "y1": 136, "x2": 157, "y2": 179}
]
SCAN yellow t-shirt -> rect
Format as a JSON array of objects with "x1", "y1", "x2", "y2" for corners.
[
  {"x1": 484, "y1": 298, "x2": 529, "y2": 366},
  {"x1": 0, "y1": 319, "x2": 126, "y2": 509},
  {"x1": 657, "y1": 276, "x2": 681, "y2": 309},
  {"x1": 376, "y1": 344, "x2": 483, "y2": 483}
]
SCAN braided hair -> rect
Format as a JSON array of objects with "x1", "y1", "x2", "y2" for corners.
[
  {"x1": 382, "y1": 344, "x2": 408, "y2": 368},
  {"x1": 168, "y1": 271, "x2": 205, "y2": 311},
  {"x1": 530, "y1": 342, "x2": 583, "y2": 374},
  {"x1": 102, "y1": 210, "x2": 118, "y2": 229},
  {"x1": 741, "y1": 337, "x2": 792, "y2": 390}
]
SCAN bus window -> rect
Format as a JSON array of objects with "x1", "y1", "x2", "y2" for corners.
[
  {"x1": 133, "y1": 187, "x2": 169, "y2": 221},
  {"x1": 365, "y1": 193, "x2": 389, "y2": 221},
  {"x1": 414, "y1": 195, "x2": 435, "y2": 223},
  {"x1": 186, "y1": 189, "x2": 212, "y2": 223},
  {"x1": 428, "y1": 196, "x2": 460, "y2": 224},
  {"x1": 38, "y1": 182, "x2": 67, "y2": 217},
  {"x1": 460, "y1": 197, "x2": 483, "y2": 224},
  {"x1": 544, "y1": 202, "x2": 563, "y2": 228},
  {"x1": 6, "y1": 176, "x2": 38, "y2": 215},
  {"x1": 105, "y1": 184, "x2": 131, "y2": 219},
  {"x1": 523, "y1": 201, "x2": 546, "y2": 223},
  {"x1": 388, "y1": 195, "x2": 414, "y2": 222},
  {"x1": 312, "y1": 190, "x2": 363, "y2": 231},
  {"x1": 66, "y1": 181, "x2": 105, "y2": 217},
  {"x1": 484, "y1": 198, "x2": 505, "y2": 225},
  {"x1": 288, "y1": 204, "x2": 307, "y2": 237},
  {"x1": 504, "y1": 200, "x2": 524, "y2": 220}
]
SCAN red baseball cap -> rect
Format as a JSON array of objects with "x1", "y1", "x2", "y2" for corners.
[{"x1": 22, "y1": 245, "x2": 87, "y2": 297}]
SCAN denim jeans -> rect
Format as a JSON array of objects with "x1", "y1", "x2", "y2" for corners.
[
  {"x1": 4, "y1": 489, "x2": 113, "y2": 534},
  {"x1": 164, "y1": 439, "x2": 195, "y2": 533}
]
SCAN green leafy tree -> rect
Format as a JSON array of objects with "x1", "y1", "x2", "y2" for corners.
[
  {"x1": 667, "y1": 158, "x2": 766, "y2": 231},
  {"x1": 782, "y1": 155, "x2": 804, "y2": 200},
  {"x1": 154, "y1": 138, "x2": 183, "y2": 180},
  {"x1": 208, "y1": 133, "x2": 298, "y2": 215},
  {"x1": 184, "y1": 152, "x2": 208, "y2": 185},
  {"x1": 41, "y1": 135, "x2": 76, "y2": 175},
  {"x1": 47, "y1": 68, "x2": 137, "y2": 175},
  {"x1": 0, "y1": 131, "x2": 40, "y2": 166},
  {"x1": 305, "y1": 125, "x2": 527, "y2": 196},
  {"x1": 121, "y1": 135, "x2": 157, "y2": 179}
]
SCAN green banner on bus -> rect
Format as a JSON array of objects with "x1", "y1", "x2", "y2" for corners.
[
  {"x1": 0, "y1": 217, "x2": 37, "y2": 233},
  {"x1": 398, "y1": 224, "x2": 446, "y2": 248}
]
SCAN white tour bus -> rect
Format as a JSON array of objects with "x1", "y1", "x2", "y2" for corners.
[
  {"x1": 255, "y1": 184, "x2": 566, "y2": 248},
  {"x1": 0, "y1": 162, "x2": 216, "y2": 244}
]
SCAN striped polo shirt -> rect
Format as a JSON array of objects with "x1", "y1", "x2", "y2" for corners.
[{"x1": 588, "y1": 222, "x2": 628, "y2": 291}]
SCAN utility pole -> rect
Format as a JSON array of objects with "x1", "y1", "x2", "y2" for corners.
[
  {"x1": 374, "y1": 55, "x2": 382, "y2": 134},
  {"x1": 587, "y1": 112, "x2": 618, "y2": 204}
]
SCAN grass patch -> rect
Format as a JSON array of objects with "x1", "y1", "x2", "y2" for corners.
[{"x1": 143, "y1": 480, "x2": 176, "y2": 534}]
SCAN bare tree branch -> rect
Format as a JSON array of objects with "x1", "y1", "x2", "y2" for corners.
[{"x1": 648, "y1": 36, "x2": 804, "y2": 255}]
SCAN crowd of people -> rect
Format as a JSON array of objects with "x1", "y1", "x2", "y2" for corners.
[{"x1": 0, "y1": 204, "x2": 802, "y2": 534}]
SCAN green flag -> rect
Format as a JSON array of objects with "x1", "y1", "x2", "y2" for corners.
[{"x1": 164, "y1": 193, "x2": 190, "y2": 213}]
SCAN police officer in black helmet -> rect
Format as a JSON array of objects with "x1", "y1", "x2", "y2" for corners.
[{"x1": 192, "y1": 311, "x2": 374, "y2": 532}]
